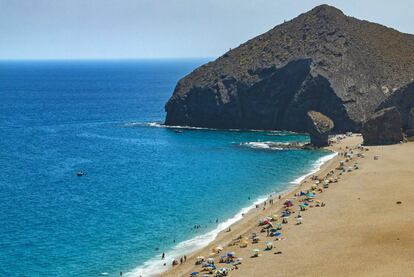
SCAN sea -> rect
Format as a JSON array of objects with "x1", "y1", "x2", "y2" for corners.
[{"x1": 0, "y1": 59, "x2": 335, "y2": 276}]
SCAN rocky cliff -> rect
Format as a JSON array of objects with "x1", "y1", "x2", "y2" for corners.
[{"x1": 165, "y1": 5, "x2": 414, "y2": 132}]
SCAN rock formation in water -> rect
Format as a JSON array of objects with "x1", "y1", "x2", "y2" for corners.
[
  {"x1": 361, "y1": 107, "x2": 404, "y2": 145},
  {"x1": 165, "y1": 5, "x2": 414, "y2": 133},
  {"x1": 306, "y1": 111, "x2": 334, "y2": 147}
]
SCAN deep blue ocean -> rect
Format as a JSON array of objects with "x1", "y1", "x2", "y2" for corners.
[{"x1": 0, "y1": 60, "x2": 333, "y2": 276}]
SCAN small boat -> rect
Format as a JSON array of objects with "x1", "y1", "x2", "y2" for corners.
[{"x1": 76, "y1": 171, "x2": 85, "y2": 177}]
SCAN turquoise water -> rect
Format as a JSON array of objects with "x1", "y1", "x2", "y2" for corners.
[{"x1": 0, "y1": 60, "x2": 332, "y2": 276}]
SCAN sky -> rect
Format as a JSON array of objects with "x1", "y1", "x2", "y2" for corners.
[{"x1": 1, "y1": 0, "x2": 413, "y2": 60}]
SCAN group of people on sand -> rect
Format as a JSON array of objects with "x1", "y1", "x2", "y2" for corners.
[
  {"x1": 255, "y1": 195, "x2": 280, "y2": 210},
  {"x1": 160, "y1": 251, "x2": 188, "y2": 267},
  {"x1": 171, "y1": 255, "x2": 187, "y2": 266}
]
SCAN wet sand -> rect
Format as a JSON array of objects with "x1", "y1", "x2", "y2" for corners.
[{"x1": 162, "y1": 135, "x2": 414, "y2": 277}]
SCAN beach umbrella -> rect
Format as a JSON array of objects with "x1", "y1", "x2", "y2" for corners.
[
  {"x1": 274, "y1": 232, "x2": 282, "y2": 237},
  {"x1": 202, "y1": 261, "x2": 213, "y2": 268},
  {"x1": 253, "y1": 248, "x2": 260, "y2": 253},
  {"x1": 190, "y1": 272, "x2": 199, "y2": 276},
  {"x1": 207, "y1": 257, "x2": 214, "y2": 263},
  {"x1": 196, "y1": 256, "x2": 205, "y2": 261},
  {"x1": 227, "y1": 252, "x2": 235, "y2": 257}
]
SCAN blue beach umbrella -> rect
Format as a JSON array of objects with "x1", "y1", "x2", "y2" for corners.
[
  {"x1": 191, "y1": 272, "x2": 199, "y2": 276},
  {"x1": 227, "y1": 251, "x2": 235, "y2": 257}
]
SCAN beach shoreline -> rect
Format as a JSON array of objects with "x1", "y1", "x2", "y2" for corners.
[
  {"x1": 126, "y1": 136, "x2": 338, "y2": 277},
  {"x1": 159, "y1": 134, "x2": 414, "y2": 276},
  {"x1": 133, "y1": 135, "x2": 344, "y2": 277}
]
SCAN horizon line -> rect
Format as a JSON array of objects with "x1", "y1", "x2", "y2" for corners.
[{"x1": 0, "y1": 57, "x2": 215, "y2": 62}]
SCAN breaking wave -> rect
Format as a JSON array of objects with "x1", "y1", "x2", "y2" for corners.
[
  {"x1": 124, "y1": 121, "x2": 296, "y2": 134},
  {"x1": 240, "y1": 141, "x2": 304, "y2": 151}
]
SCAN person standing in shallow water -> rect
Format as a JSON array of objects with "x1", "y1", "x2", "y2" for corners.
[{"x1": 162, "y1": 252, "x2": 165, "y2": 259}]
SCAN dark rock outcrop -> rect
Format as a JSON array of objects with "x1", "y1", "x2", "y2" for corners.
[
  {"x1": 306, "y1": 111, "x2": 334, "y2": 147},
  {"x1": 378, "y1": 82, "x2": 414, "y2": 130},
  {"x1": 408, "y1": 107, "x2": 414, "y2": 130},
  {"x1": 165, "y1": 5, "x2": 414, "y2": 132},
  {"x1": 406, "y1": 129, "x2": 414, "y2": 141},
  {"x1": 361, "y1": 107, "x2": 403, "y2": 145},
  {"x1": 406, "y1": 107, "x2": 414, "y2": 140}
]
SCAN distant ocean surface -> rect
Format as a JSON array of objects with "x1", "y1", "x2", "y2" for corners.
[{"x1": 0, "y1": 60, "x2": 334, "y2": 276}]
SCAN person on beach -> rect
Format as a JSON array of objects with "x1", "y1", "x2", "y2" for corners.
[
  {"x1": 162, "y1": 252, "x2": 165, "y2": 259},
  {"x1": 184, "y1": 255, "x2": 187, "y2": 262}
]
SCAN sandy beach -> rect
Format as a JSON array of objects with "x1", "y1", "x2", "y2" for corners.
[{"x1": 161, "y1": 134, "x2": 414, "y2": 277}]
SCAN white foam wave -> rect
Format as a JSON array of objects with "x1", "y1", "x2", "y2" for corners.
[
  {"x1": 126, "y1": 196, "x2": 268, "y2": 277},
  {"x1": 242, "y1": 141, "x2": 282, "y2": 150},
  {"x1": 124, "y1": 122, "x2": 294, "y2": 134},
  {"x1": 290, "y1": 152, "x2": 337, "y2": 184},
  {"x1": 240, "y1": 141, "x2": 299, "y2": 151},
  {"x1": 124, "y1": 121, "x2": 221, "y2": 131}
]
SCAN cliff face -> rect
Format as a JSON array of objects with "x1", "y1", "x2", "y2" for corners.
[{"x1": 165, "y1": 5, "x2": 414, "y2": 132}]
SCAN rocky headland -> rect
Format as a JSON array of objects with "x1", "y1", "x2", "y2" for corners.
[{"x1": 165, "y1": 4, "x2": 414, "y2": 145}]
